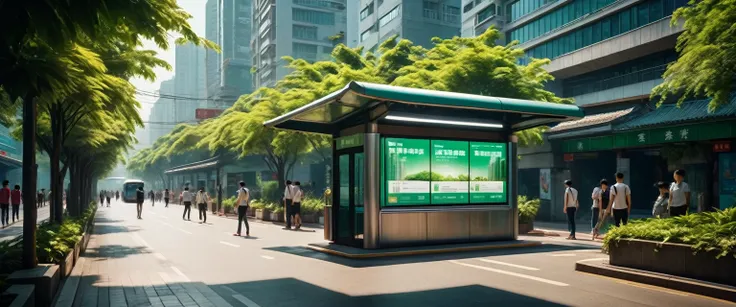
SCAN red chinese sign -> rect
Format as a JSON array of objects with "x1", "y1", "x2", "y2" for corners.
[
  {"x1": 563, "y1": 153, "x2": 574, "y2": 162},
  {"x1": 195, "y1": 108, "x2": 224, "y2": 120},
  {"x1": 713, "y1": 142, "x2": 732, "y2": 153}
]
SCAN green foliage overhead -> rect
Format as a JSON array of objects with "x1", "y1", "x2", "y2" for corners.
[
  {"x1": 603, "y1": 208, "x2": 736, "y2": 259},
  {"x1": 651, "y1": 0, "x2": 736, "y2": 110}
]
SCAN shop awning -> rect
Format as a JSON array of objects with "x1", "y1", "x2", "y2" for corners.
[
  {"x1": 263, "y1": 81, "x2": 584, "y2": 134},
  {"x1": 615, "y1": 97, "x2": 736, "y2": 130},
  {"x1": 165, "y1": 156, "x2": 220, "y2": 175},
  {"x1": 548, "y1": 108, "x2": 634, "y2": 133},
  {"x1": 0, "y1": 154, "x2": 21, "y2": 168}
]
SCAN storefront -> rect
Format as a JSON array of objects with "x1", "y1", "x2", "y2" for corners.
[
  {"x1": 554, "y1": 98, "x2": 736, "y2": 213},
  {"x1": 264, "y1": 82, "x2": 583, "y2": 249}
]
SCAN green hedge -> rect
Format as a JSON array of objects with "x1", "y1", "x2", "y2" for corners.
[{"x1": 603, "y1": 208, "x2": 736, "y2": 259}]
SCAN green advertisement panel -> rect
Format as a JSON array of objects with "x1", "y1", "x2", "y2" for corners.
[
  {"x1": 384, "y1": 138, "x2": 430, "y2": 205},
  {"x1": 469, "y1": 142, "x2": 508, "y2": 203},
  {"x1": 431, "y1": 140, "x2": 469, "y2": 204}
]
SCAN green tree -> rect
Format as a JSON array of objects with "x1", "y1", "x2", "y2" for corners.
[{"x1": 651, "y1": 0, "x2": 736, "y2": 110}]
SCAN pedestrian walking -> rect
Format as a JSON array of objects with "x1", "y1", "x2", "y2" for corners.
[
  {"x1": 164, "y1": 189, "x2": 170, "y2": 207},
  {"x1": 40, "y1": 190, "x2": 46, "y2": 208},
  {"x1": 233, "y1": 181, "x2": 250, "y2": 237},
  {"x1": 99, "y1": 190, "x2": 105, "y2": 207},
  {"x1": 181, "y1": 187, "x2": 193, "y2": 221},
  {"x1": 136, "y1": 186, "x2": 145, "y2": 219},
  {"x1": 0, "y1": 180, "x2": 10, "y2": 228},
  {"x1": 115, "y1": 191, "x2": 119, "y2": 201},
  {"x1": 591, "y1": 179, "x2": 610, "y2": 240},
  {"x1": 652, "y1": 181, "x2": 669, "y2": 218},
  {"x1": 282, "y1": 180, "x2": 294, "y2": 230},
  {"x1": 668, "y1": 169, "x2": 690, "y2": 217},
  {"x1": 563, "y1": 180, "x2": 579, "y2": 240},
  {"x1": 106, "y1": 190, "x2": 112, "y2": 207},
  {"x1": 292, "y1": 181, "x2": 304, "y2": 230},
  {"x1": 607, "y1": 172, "x2": 631, "y2": 227},
  {"x1": 195, "y1": 187, "x2": 210, "y2": 224},
  {"x1": 11, "y1": 185, "x2": 21, "y2": 223},
  {"x1": 149, "y1": 190, "x2": 155, "y2": 206},
  {"x1": 40, "y1": 189, "x2": 46, "y2": 207}
]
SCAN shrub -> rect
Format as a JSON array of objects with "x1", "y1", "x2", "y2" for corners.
[
  {"x1": 36, "y1": 205, "x2": 95, "y2": 264},
  {"x1": 301, "y1": 196, "x2": 325, "y2": 215},
  {"x1": 260, "y1": 181, "x2": 281, "y2": 203},
  {"x1": 221, "y1": 196, "x2": 236, "y2": 213},
  {"x1": 249, "y1": 199, "x2": 267, "y2": 210},
  {"x1": 0, "y1": 238, "x2": 22, "y2": 292},
  {"x1": 518, "y1": 196, "x2": 540, "y2": 224},
  {"x1": 603, "y1": 208, "x2": 736, "y2": 259}
]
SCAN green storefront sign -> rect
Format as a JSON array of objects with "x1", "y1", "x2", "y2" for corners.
[
  {"x1": 563, "y1": 121, "x2": 736, "y2": 153},
  {"x1": 336, "y1": 134, "x2": 364, "y2": 150}
]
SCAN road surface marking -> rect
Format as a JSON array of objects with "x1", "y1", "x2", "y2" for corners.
[
  {"x1": 159, "y1": 215, "x2": 169, "y2": 219},
  {"x1": 549, "y1": 253, "x2": 576, "y2": 257},
  {"x1": 577, "y1": 257, "x2": 608, "y2": 263},
  {"x1": 153, "y1": 253, "x2": 167, "y2": 261},
  {"x1": 449, "y1": 260, "x2": 568, "y2": 286},
  {"x1": 260, "y1": 255, "x2": 274, "y2": 260},
  {"x1": 170, "y1": 266, "x2": 190, "y2": 282},
  {"x1": 233, "y1": 294, "x2": 262, "y2": 307},
  {"x1": 577, "y1": 271, "x2": 689, "y2": 297},
  {"x1": 149, "y1": 211, "x2": 157, "y2": 215},
  {"x1": 477, "y1": 259, "x2": 539, "y2": 271},
  {"x1": 220, "y1": 241, "x2": 240, "y2": 248},
  {"x1": 162, "y1": 222, "x2": 193, "y2": 234}
]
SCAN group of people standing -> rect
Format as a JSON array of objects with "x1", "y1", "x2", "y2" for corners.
[
  {"x1": 0, "y1": 181, "x2": 22, "y2": 228},
  {"x1": 98, "y1": 190, "x2": 119, "y2": 207},
  {"x1": 179, "y1": 187, "x2": 211, "y2": 223},
  {"x1": 282, "y1": 180, "x2": 304, "y2": 230},
  {"x1": 564, "y1": 169, "x2": 690, "y2": 240}
]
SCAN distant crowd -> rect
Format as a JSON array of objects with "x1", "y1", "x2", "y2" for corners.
[{"x1": 1, "y1": 181, "x2": 65, "y2": 229}]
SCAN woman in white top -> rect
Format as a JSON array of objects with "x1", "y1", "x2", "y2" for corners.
[
  {"x1": 563, "y1": 180, "x2": 579, "y2": 240},
  {"x1": 668, "y1": 169, "x2": 690, "y2": 217},
  {"x1": 195, "y1": 187, "x2": 211, "y2": 223}
]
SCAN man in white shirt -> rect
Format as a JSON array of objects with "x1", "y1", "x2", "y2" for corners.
[
  {"x1": 607, "y1": 172, "x2": 631, "y2": 227},
  {"x1": 292, "y1": 181, "x2": 304, "y2": 230},
  {"x1": 195, "y1": 187, "x2": 210, "y2": 223},
  {"x1": 283, "y1": 180, "x2": 294, "y2": 230},
  {"x1": 181, "y1": 187, "x2": 193, "y2": 221},
  {"x1": 563, "y1": 180, "x2": 579, "y2": 240},
  {"x1": 668, "y1": 169, "x2": 690, "y2": 217},
  {"x1": 233, "y1": 181, "x2": 250, "y2": 237}
]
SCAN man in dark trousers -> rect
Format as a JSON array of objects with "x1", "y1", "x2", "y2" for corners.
[
  {"x1": 233, "y1": 181, "x2": 250, "y2": 237},
  {"x1": 136, "y1": 185, "x2": 145, "y2": 219},
  {"x1": 164, "y1": 189, "x2": 170, "y2": 208}
]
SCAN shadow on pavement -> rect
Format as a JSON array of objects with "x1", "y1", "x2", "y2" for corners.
[
  {"x1": 66, "y1": 275, "x2": 568, "y2": 307},
  {"x1": 264, "y1": 243, "x2": 599, "y2": 268},
  {"x1": 82, "y1": 244, "x2": 150, "y2": 258},
  {"x1": 93, "y1": 223, "x2": 140, "y2": 235}
]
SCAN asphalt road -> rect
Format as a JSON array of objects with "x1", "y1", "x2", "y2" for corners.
[
  {"x1": 81, "y1": 199, "x2": 735, "y2": 307},
  {"x1": 0, "y1": 204, "x2": 50, "y2": 242}
]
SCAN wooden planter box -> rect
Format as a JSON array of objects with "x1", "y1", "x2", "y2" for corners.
[
  {"x1": 246, "y1": 207, "x2": 255, "y2": 217},
  {"x1": 300, "y1": 213, "x2": 319, "y2": 224},
  {"x1": 0, "y1": 284, "x2": 35, "y2": 307},
  {"x1": 59, "y1": 252, "x2": 74, "y2": 279},
  {"x1": 518, "y1": 221, "x2": 534, "y2": 234},
  {"x1": 256, "y1": 209, "x2": 270, "y2": 221},
  {"x1": 609, "y1": 239, "x2": 736, "y2": 286},
  {"x1": 7, "y1": 264, "x2": 59, "y2": 307}
]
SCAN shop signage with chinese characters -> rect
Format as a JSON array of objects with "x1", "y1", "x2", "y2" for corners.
[
  {"x1": 714, "y1": 142, "x2": 732, "y2": 153},
  {"x1": 335, "y1": 134, "x2": 364, "y2": 150}
]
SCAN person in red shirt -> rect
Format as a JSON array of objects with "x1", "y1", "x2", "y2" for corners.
[
  {"x1": 11, "y1": 185, "x2": 21, "y2": 223},
  {"x1": 0, "y1": 180, "x2": 10, "y2": 228}
]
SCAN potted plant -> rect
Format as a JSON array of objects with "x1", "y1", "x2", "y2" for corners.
[
  {"x1": 518, "y1": 196, "x2": 540, "y2": 234},
  {"x1": 270, "y1": 206, "x2": 284, "y2": 222}
]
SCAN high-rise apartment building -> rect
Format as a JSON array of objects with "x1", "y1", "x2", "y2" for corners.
[
  {"x1": 251, "y1": 0, "x2": 349, "y2": 89},
  {"x1": 174, "y1": 43, "x2": 206, "y2": 120},
  {"x1": 205, "y1": 0, "x2": 253, "y2": 107},
  {"x1": 357, "y1": 0, "x2": 462, "y2": 53},
  {"x1": 459, "y1": 0, "x2": 736, "y2": 218},
  {"x1": 147, "y1": 79, "x2": 176, "y2": 143}
]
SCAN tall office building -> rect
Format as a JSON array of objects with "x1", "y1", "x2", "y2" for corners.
[
  {"x1": 357, "y1": 0, "x2": 462, "y2": 53},
  {"x1": 205, "y1": 0, "x2": 253, "y2": 107},
  {"x1": 147, "y1": 79, "x2": 176, "y2": 143},
  {"x1": 174, "y1": 43, "x2": 206, "y2": 120},
  {"x1": 251, "y1": 0, "x2": 349, "y2": 89},
  {"x1": 459, "y1": 0, "x2": 729, "y2": 217}
]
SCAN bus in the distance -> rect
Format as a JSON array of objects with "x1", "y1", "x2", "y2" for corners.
[{"x1": 122, "y1": 179, "x2": 144, "y2": 203}]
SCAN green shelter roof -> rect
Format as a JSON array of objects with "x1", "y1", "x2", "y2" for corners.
[
  {"x1": 615, "y1": 97, "x2": 736, "y2": 131},
  {"x1": 263, "y1": 82, "x2": 583, "y2": 134}
]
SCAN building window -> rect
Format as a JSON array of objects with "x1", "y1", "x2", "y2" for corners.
[
  {"x1": 292, "y1": 8, "x2": 336, "y2": 25},
  {"x1": 520, "y1": 0, "x2": 686, "y2": 65},
  {"x1": 463, "y1": 2, "x2": 474, "y2": 13},
  {"x1": 379, "y1": 5, "x2": 400, "y2": 28},
  {"x1": 423, "y1": 1, "x2": 440, "y2": 20},
  {"x1": 293, "y1": 0, "x2": 346, "y2": 10},
  {"x1": 293, "y1": 42, "x2": 318, "y2": 61},
  {"x1": 360, "y1": 28, "x2": 373, "y2": 42},
  {"x1": 293, "y1": 25, "x2": 318, "y2": 40},
  {"x1": 443, "y1": 5, "x2": 461, "y2": 23},
  {"x1": 476, "y1": 4, "x2": 495, "y2": 25},
  {"x1": 360, "y1": 2, "x2": 374, "y2": 20}
]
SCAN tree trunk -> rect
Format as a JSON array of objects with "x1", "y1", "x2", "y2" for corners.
[
  {"x1": 68, "y1": 157, "x2": 79, "y2": 217},
  {"x1": 50, "y1": 105, "x2": 63, "y2": 223},
  {"x1": 21, "y1": 95, "x2": 38, "y2": 269}
]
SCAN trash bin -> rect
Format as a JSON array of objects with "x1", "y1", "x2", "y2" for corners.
[{"x1": 324, "y1": 205, "x2": 332, "y2": 241}]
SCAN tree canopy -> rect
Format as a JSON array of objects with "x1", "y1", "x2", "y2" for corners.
[
  {"x1": 652, "y1": 0, "x2": 736, "y2": 110},
  {"x1": 132, "y1": 27, "x2": 570, "y2": 191}
]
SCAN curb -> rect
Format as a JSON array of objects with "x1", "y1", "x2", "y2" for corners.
[
  {"x1": 306, "y1": 241, "x2": 542, "y2": 259},
  {"x1": 575, "y1": 261, "x2": 736, "y2": 303}
]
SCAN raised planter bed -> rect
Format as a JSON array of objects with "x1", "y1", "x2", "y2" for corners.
[
  {"x1": 518, "y1": 222, "x2": 534, "y2": 234},
  {"x1": 246, "y1": 207, "x2": 255, "y2": 217},
  {"x1": 0, "y1": 284, "x2": 35, "y2": 307},
  {"x1": 609, "y1": 238, "x2": 736, "y2": 287},
  {"x1": 270, "y1": 212, "x2": 284, "y2": 222},
  {"x1": 6, "y1": 264, "x2": 59, "y2": 307},
  {"x1": 59, "y1": 251, "x2": 74, "y2": 279},
  {"x1": 256, "y1": 209, "x2": 270, "y2": 221}
]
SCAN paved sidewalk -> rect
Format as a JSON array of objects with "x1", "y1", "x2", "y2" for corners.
[
  {"x1": 0, "y1": 205, "x2": 51, "y2": 242},
  {"x1": 56, "y1": 208, "x2": 233, "y2": 307}
]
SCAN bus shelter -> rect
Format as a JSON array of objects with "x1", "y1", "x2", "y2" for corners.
[{"x1": 264, "y1": 82, "x2": 583, "y2": 249}]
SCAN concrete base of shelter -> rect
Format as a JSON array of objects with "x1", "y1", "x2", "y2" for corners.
[
  {"x1": 307, "y1": 240, "x2": 542, "y2": 259},
  {"x1": 576, "y1": 259, "x2": 736, "y2": 303}
]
